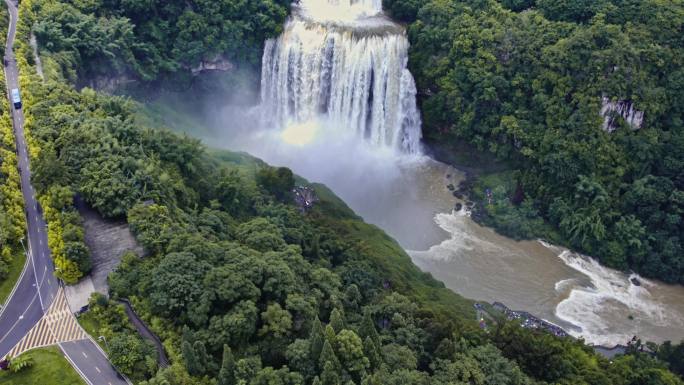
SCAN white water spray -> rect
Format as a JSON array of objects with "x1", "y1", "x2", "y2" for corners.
[
  {"x1": 245, "y1": 0, "x2": 684, "y2": 349},
  {"x1": 544, "y1": 243, "x2": 678, "y2": 346},
  {"x1": 260, "y1": 0, "x2": 422, "y2": 153},
  {"x1": 299, "y1": 0, "x2": 382, "y2": 21}
]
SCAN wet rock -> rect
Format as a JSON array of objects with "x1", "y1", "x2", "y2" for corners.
[
  {"x1": 466, "y1": 201, "x2": 474, "y2": 207},
  {"x1": 452, "y1": 191, "x2": 463, "y2": 199},
  {"x1": 447, "y1": 183, "x2": 455, "y2": 191},
  {"x1": 630, "y1": 277, "x2": 641, "y2": 286},
  {"x1": 191, "y1": 55, "x2": 235, "y2": 75},
  {"x1": 454, "y1": 202, "x2": 463, "y2": 211},
  {"x1": 601, "y1": 96, "x2": 644, "y2": 132}
]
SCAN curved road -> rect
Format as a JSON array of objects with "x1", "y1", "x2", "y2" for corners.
[
  {"x1": 0, "y1": 1, "x2": 128, "y2": 384},
  {"x1": 0, "y1": 0, "x2": 59, "y2": 358}
]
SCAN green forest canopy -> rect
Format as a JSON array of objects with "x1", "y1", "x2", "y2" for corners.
[
  {"x1": 7, "y1": 0, "x2": 684, "y2": 383},
  {"x1": 18, "y1": 73, "x2": 684, "y2": 385},
  {"x1": 24, "y1": 0, "x2": 290, "y2": 81},
  {"x1": 23, "y1": 0, "x2": 684, "y2": 284},
  {"x1": 383, "y1": 0, "x2": 684, "y2": 284}
]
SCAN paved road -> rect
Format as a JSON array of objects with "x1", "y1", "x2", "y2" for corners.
[
  {"x1": 0, "y1": 0, "x2": 59, "y2": 358},
  {"x1": 61, "y1": 340, "x2": 130, "y2": 385},
  {"x1": 0, "y1": 1, "x2": 128, "y2": 384},
  {"x1": 5, "y1": 288, "x2": 88, "y2": 358}
]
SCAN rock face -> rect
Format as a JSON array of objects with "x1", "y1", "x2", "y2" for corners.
[
  {"x1": 601, "y1": 96, "x2": 644, "y2": 132},
  {"x1": 191, "y1": 55, "x2": 234, "y2": 75},
  {"x1": 75, "y1": 197, "x2": 144, "y2": 295},
  {"x1": 87, "y1": 74, "x2": 136, "y2": 93}
]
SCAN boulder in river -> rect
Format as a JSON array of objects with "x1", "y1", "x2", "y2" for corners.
[
  {"x1": 447, "y1": 184, "x2": 455, "y2": 191},
  {"x1": 453, "y1": 191, "x2": 463, "y2": 199},
  {"x1": 630, "y1": 277, "x2": 641, "y2": 286},
  {"x1": 454, "y1": 202, "x2": 463, "y2": 211}
]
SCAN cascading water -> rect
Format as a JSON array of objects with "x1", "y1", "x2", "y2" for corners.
[
  {"x1": 202, "y1": 0, "x2": 684, "y2": 350},
  {"x1": 260, "y1": 0, "x2": 422, "y2": 153},
  {"x1": 298, "y1": 0, "x2": 382, "y2": 20}
]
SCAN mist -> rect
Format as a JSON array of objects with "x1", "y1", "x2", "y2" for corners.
[
  {"x1": 195, "y1": 96, "x2": 456, "y2": 251},
  {"x1": 143, "y1": 1, "x2": 684, "y2": 348}
]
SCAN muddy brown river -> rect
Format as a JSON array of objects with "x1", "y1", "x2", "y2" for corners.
[{"x1": 155, "y1": 93, "x2": 684, "y2": 348}]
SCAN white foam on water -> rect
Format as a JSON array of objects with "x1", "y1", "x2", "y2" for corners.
[
  {"x1": 554, "y1": 278, "x2": 577, "y2": 293},
  {"x1": 544, "y1": 244, "x2": 674, "y2": 346},
  {"x1": 299, "y1": 0, "x2": 382, "y2": 22},
  {"x1": 411, "y1": 211, "x2": 502, "y2": 261},
  {"x1": 223, "y1": 0, "x2": 684, "y2": 351}
]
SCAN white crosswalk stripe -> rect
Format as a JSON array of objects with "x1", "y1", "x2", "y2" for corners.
[{"x1": 2, "y1": 287, "x2": 88, "y2": 360}]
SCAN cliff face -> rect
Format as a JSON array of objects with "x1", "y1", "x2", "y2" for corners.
[
  {"x1": 86, "y1": 74, "x2": 136, "y2": 93},
  {"x1": 190, "y1": 55, "x2": 234, "y2": 75},
  {"x1": 601, "y1": 96, "x2": 644, "y2": 132}
]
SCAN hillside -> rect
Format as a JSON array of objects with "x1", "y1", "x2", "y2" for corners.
[
  {"x1": 2, "y1": 0, "x2": 682, "y2": 384},
  {"x1": 384, "y1": 0, "x2": 684, "y2": 285}
]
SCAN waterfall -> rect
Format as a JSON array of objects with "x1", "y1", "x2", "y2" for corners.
[
  {"x1": 299, "y1": 0, "x2": 382, "y2": 21},
  {"x1": 260, "y1": 0, "x2": 422, "y2": 154}
]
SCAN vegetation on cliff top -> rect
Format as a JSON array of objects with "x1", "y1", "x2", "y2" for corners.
[
  {"x1": 2, "y1": 0, "x2": 682, "y2": 383},
  {"x1": 384, "y1": 0, "x2": 684, "y2": 285}
]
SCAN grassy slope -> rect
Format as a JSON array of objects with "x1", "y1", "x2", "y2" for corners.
[
  {"x1": 0, "y1": 251, "x2": 25, "y2": 305},
  {"x1": 136, "y1": 95, "x2": 216, "y2": 140},
  {"x1": 76, "y1": 311, "x2": 104, "y2": 350},
  {"x1": 311, "y1": 181, "x2": 475, "y2": 320},
  {"x1": 76, "y1": 302, "x2": 136, "y2": 351},
  {"x1": 0, "y1": 347, "x2": 85, "y2": 385}
]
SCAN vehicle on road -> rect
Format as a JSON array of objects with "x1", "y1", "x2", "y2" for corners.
[{"x1": 10, "y1": 88, "x2": 21, "y2": 109}]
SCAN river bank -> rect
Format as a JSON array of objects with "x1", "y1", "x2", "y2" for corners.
[
  {"x1": 127, "y1": 80, "x2": 684, "y2": 348},
  {"x1": 475, "y1": 301, "x2": 634, "y2": 359},
  {"x1": 420, "y1": 137, "x2": 684, "y2": 346}
]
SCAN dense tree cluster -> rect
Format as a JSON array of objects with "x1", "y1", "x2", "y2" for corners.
[
  {"x1": 79, "y1": 293, "x2": 158, "y2": 382},
  {"x1": 657, "y1": 340, "x2": 684, "y2": 379},
  {"x1": 384, "y1": 0, "x2": 684, "y2": 284},
  {"x1": 19, "y1": 0, "x2": 290, "y2": 83},
  {"x1": 8, "y1": 0, "x2": 684, "y2": 383},
  {"x1": 13, "y1": 30, "x2": 683, "y2": 385}
]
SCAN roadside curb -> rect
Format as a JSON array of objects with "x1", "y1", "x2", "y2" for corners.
[{"x1": 63, "y1": 285, "x2": 134, "y2": 385}]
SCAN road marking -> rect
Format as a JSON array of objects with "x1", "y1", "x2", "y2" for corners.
[
  {"x1": 3, "y1": 290, "x2": 88, "y2": 360},
  {"x1": 82, "y1": 352, "x2": 87, "y2": 358},
  {"x1": 95, "y1": 367, "x2": 101, "y2": 373},
  {"x1": 28, "y1": 224, "x2": 45, "y2": 310},
  {"x1": 59, "y1": 342, "x2": 97, "y2": 385},
  {"x1": 0, "y1": 233, "x2": 32, "y2": 321},
  {"x1": 0, "y1": 292, "x2": 40, "y2": 347}
]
